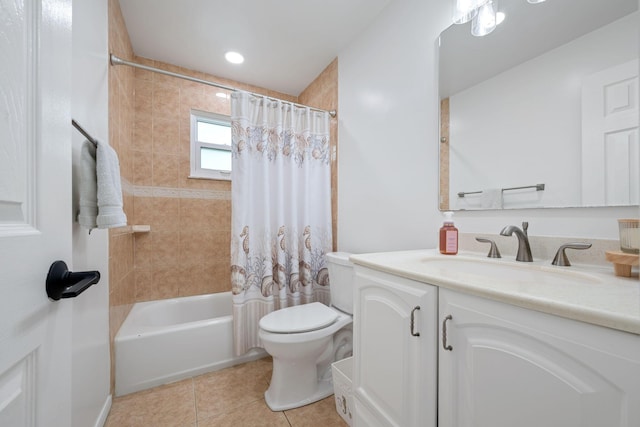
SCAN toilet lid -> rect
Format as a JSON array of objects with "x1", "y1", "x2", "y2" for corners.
[{"x1": 259, "y1": 302, "x2": 338, "y2": 333}]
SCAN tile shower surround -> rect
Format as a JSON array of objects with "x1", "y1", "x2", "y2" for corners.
[
  {"x1": 127, "y1": 57, "x2": 297, "y2": 302},
  {"x1": 108, "y1": 0, "x2": 338, "y2": 394},
  {"x1": 109, "y1": 0, "x2": 136, "y2": 394},
  {"x1": 115, "y1": 58, "x2": 337, "y2": 302}
]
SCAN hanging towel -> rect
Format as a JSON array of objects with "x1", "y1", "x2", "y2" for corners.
[
  {"x1": 96, "y1": 141, "x2": 127, "y2": 228},
  {"x1": 77, "y1": 140, "x2": 98, "y2": 229},
  {"x1": 481, "y1": 188, "x2": 503, "y2": 209},
  {"x1": 76, "y1": 139, "x2": 127, "y2": 230}
]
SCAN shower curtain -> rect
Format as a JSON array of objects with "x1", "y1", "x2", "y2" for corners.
[{"x1": 230, "y1": 91, "x2": 333, "y2": 355}]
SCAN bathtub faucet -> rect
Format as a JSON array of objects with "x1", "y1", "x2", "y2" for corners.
[{"x1": 500, "y1": 221, "x2": 533, "y2": 262}]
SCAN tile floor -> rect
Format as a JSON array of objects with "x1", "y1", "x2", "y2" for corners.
[{"x1": 105, "y1": 357, "x2": 349, "y2": 427}]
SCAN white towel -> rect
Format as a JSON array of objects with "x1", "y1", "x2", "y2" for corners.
[
  {"x1": 77, "y1": 141, "x2": 98, "y2": 229},
  {"x1": 481, "y1": 188, "x2": 503, "y2": 209},
  {"x1": 76, "y1": 139, "x2": 127, "y2": 230},
  {"x1": 96, "y1": 141, "x2": 127, "y2": 228}
]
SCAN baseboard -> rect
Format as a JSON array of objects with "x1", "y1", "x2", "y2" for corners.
[{"x1": 94, "y1": 394, "x2": 112, "y2": 427}]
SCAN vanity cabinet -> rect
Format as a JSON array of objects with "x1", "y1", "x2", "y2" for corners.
[
  {"x1": 438, "y1": 289, "x2": 640, "y2": 427},
  {"x1": 352, "y1": 266, "x2": 438, "y2": 427}
]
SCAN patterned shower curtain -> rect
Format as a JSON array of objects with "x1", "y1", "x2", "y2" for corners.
[{"x1": 230, "y1": 91, "x2": 333, "y2": 356}]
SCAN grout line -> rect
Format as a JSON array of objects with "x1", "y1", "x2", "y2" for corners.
[
  {"x1": 283, "y1": 410, "x2": 293, "y2": 427},
  {"x1": 191, "y1": 378, "x2": 198, "y2": 427}
]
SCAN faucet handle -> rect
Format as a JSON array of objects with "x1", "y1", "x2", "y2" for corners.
[
  {"x1": 551, "y1": 243, "x2": 592, "y2": 266},
  {"x1": 476, "y1": 238, "x2": 501, "y2": 258},
  {"x1": 522, "y1": 221, "x2": 529, "y2": 236}
]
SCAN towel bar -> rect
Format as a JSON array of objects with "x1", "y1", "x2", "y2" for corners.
[
  {"x1": 72, "y1": 119, "x2": 98, "y2": 147},
  {"x1": 458, "y1": 183, "x2": 545, "y2": 198}
]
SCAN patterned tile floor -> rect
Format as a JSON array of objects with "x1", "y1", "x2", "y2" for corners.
[{"x1": 105, "y1": 357, "x2": 349, "y2": 427}]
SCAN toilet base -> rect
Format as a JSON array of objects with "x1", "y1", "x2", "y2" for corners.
[{"x1": 264, "y1": 377, "x2": 334, "y2": 411}]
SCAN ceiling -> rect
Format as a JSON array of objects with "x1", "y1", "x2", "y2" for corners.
[{"x1": 118, "y1": 0, "x2": 393, "y2": 96}]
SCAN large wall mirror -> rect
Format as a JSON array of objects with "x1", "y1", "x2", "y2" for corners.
[{"x1": 439, "y1": 0, "x2": 639, "y2": 211}]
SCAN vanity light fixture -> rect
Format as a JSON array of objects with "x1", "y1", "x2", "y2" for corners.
[
  {"x1": 453, "y1": 0, "x2": 490, "y2": 24},
  {"x1": 455, "y1": 0, "x2": 546, "y2": 36},
  {"x1": 471, "y1": 0, "x2": 500, "y2": 37},
  {"x1": 225, "y1": 51, "x2": 244, "y2": 64}
]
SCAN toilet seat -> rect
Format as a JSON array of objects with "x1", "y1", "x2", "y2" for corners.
[{"x1": 259, "y1": 302, "x2": 338, "y2": 333}]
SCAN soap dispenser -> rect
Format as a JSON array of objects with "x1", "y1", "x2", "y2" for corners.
[{"x1": 439, "y1": 211, "x2": 458, "y2": 255}]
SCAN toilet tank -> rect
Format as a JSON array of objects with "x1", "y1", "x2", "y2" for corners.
[{"x1": 325, "y1": 252, "x2": 354, "y2": 315}]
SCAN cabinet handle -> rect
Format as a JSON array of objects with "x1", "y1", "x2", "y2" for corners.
[
  {"x1": 410, "y1": 306, "x2": 421, "y2": 337},
  {"x1": 442, "y1": 314, "x2": 453, "y2": 351}
]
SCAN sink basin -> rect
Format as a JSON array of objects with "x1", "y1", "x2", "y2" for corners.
[{"x1": 418, "y1": 256, "x2": 602, "y2": 286}]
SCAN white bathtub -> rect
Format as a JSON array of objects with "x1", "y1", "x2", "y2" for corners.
[{"x1": 114, "y1": 292, "x2": 266, "y2": 396}]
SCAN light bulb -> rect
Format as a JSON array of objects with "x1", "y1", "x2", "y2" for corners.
[
  {"x1": 471, "y1": 0, "x2": 498, "y2": 37},
  {"x1": 453, "y1": 0, "x2": 490, "y2": 24},
  {"x1": 225, "y1": 51, "x2": 244, "y2": 64}
]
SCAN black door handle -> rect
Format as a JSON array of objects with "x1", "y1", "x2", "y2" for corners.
[{"x1": 46, "y1": 260, "x2": 101, "y2": 300}]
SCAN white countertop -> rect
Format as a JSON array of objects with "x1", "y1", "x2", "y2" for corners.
[{"x1": 349, "y1": 249, "x2": 640, "y2": 335}]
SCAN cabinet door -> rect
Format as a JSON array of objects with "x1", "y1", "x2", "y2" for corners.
[
  {"x1": 439, "y1": 289, "x2": 640, "y2": 427},
  {"x1": 353, "y1": 267, "x2": 437, "y2": 427}
]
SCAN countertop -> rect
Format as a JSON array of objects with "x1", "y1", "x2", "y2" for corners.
[{"x1": 349, "y1": 249, "x2": 640, "y2": 335}]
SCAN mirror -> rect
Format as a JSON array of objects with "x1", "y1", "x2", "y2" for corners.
[{"x1": 439, "y1": 0, "x2": 639, "y2": 211}]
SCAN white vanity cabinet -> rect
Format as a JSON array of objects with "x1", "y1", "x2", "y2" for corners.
[
  {"x1": 352, "y1": 266, "x2": 438, "y2": 427},
  {"x1": 438, "y1": 289, "x2": 640, "y2": 427}
]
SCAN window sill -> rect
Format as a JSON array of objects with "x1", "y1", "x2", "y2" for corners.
[{"x1": 188, "y1": 174, "x2": 231, "y2": 182}]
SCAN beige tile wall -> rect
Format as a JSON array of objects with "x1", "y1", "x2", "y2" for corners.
[
  {"x1": 108, "y1": 0, "x2": 136, "y2": 394},
  {"x1": 129, "y1": 57, "x2": 300, "y2": 302},
  {"x1": 132, "y1": 59, "x2": 230, "y2": 301},
  {"x1": 131, "y1": 55, "x2": 339, "y2": 301}
]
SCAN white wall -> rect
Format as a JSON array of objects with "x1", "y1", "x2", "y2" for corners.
[
  {"x1": 71, "y1": 0, "x2": 111, "y2": 426},
  {"x1": 337, "y1": 0, "x2": 449, "y2": 254},
  {"x1": 338, "y1": 0, "x2": 639, "y2": 255}
]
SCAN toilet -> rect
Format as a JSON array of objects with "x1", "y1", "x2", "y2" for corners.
[{"x1": 259, "y1": 252, "x2": 354, "y2": 411}]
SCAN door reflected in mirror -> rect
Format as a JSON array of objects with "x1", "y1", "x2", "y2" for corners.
[{"x1": 439, "y1": 0, "x2": 639, "y2": 211}]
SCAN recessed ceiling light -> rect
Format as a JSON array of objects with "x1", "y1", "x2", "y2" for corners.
[{"x1": 225, "y1": 51, "x2": 244, "y2": 64}]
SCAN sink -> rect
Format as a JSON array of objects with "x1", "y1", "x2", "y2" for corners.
[{"x1": 418, "y1": 256, "x2": 602, "y2": 286}]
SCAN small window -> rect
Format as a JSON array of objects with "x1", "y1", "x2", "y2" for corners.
[{"x1": 190, "y1": 110, "x2": 232, "y2": 180}]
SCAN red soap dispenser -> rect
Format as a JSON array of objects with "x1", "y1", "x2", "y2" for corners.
[{"x1": 439, "y1": 211, "x2": 458, "y2": 255}]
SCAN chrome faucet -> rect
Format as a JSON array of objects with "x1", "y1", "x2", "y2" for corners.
[{"x1": 500, "y1": 221, "x2": 533, "y2": 262}]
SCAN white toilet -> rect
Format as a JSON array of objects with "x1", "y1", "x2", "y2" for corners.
[{"x1": 259, "y1": 252, "x2": 354, "y2": 411}]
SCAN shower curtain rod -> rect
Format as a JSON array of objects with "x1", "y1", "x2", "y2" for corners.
[{"x1": 109, "y1": 54, "x2": 337, "y2": 118}]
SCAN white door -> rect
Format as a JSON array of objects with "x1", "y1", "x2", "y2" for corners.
[
  {"x1": 582, "y1": 59, "x2": 639, "y2": 206},
  {"x1": 0, "y1": 0, "x2": 73, "y2": 426}
]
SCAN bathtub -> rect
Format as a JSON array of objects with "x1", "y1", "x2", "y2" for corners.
[{"x1": 114, "y1": 292, "x2": 266, "y2": 396}]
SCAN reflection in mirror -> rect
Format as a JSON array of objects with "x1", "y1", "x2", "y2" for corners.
[{"x1": 439, "y1": 0, "x2": 639, "y2": 211}]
